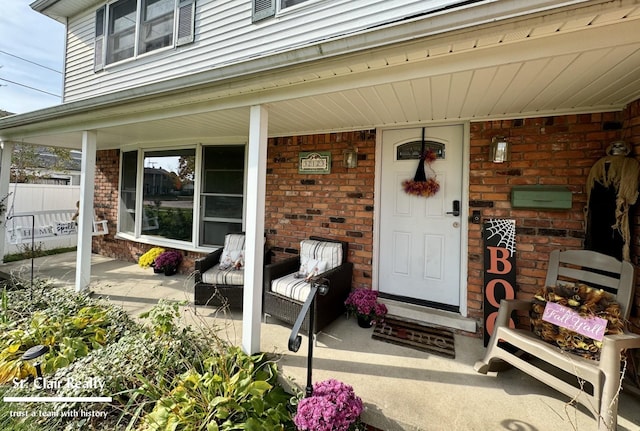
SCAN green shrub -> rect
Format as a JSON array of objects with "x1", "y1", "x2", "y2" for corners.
[
  {"x1": 137, "y1": 347, "x2": 295, "y2": 431},
  {"x1": 0, "y1": 288, "x2": 134, "y2": 383},
  {"x1": 0, "y1": 287, "x2": 297, "y2": 431}
]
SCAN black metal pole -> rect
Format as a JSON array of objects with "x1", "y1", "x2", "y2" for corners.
[
  {"x1": 6, "y1": 214, "x2": 35, "y2": 299},
  {"x1": 287, "y1": 278, "x2": 329, "y2": 398},
  {"x1": 30, "y1": 214, "x2": 34, "y2": 298},
  {"x1": 305, "y1": 293, "x2": 315, "y2": 397}
]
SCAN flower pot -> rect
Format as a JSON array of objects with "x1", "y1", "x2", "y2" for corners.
[
  {"x1": 152, "y1": 264, "x2": 163, "y2": 274},
  {"x1": 164, "y1": 266, "x2": 177, "y2": 276},
  {"x1": 356, "y1": 315, "x2": 373, "y2": 328}
]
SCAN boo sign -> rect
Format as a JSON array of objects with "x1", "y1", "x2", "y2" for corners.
[{"x1": 483, "y1": 219, "x2": 517, "y2": 346}]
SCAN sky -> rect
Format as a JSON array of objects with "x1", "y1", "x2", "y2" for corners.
[{"x1": 0, "y1": 0, "x2": 65, "y2": 115}]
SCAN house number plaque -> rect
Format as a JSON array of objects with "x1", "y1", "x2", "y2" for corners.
[{"x1": 298, "y1": 151, "x2": 332, "y2": 174}]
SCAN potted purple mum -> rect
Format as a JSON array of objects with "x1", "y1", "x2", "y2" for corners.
[
  {"x1": 294, "y1": 379, "x2": 364, "y2": 431},
  {"x1": 153, "y1": 250, "x2": 183, "y2": 276},
  {"x1": 344, "y1": 288, "x2": 388, "y2": 328}
]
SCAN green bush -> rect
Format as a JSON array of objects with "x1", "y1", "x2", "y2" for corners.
[
  {"x1": 0, "y1": 289, "x2": 297, "y2": 431},
  {"x1": 137, "y1": 347, "x2": 295, "y2": 431},
  {"x1": 0, "y1": 288, "x2": 134, "y2": 383}
]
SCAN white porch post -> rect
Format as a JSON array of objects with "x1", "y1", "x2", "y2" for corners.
[
  {"x1": 242, "y1": 105, "x2": 268, "y2": 354},
  {"x1": 0, "y1": 141, "x2": 14, "y2": 260},
  {"x1": 75, "y1": 131, "x2": 97, "y2": 292}
]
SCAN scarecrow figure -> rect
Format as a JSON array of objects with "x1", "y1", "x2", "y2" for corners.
[{"x1": 584, "y1": 141, "x2": 639, "y2": 261}]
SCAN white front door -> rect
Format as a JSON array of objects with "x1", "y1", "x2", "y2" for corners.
[{"x1": 379, "y1": 125, "x2": 463, "y2": 309}]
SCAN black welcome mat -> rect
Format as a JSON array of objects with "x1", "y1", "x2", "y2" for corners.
[{"x1": 372, "y1": 317, "x2": 455, "y2": 358}]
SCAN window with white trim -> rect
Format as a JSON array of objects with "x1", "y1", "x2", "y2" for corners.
[
  {"x1": 118, "y1": 144, "x2": 245, "y2": 248},
  {"x1": 95, "y1": 0, "x2": 195, "y2": 69},
  {"x1": 252, "y1": 0, "x2": 315, "y2": 22},
  {"x1": 280, "y1": 0, "x2": 311, "y2": 8}
]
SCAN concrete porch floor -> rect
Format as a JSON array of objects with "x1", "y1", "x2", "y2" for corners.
[{"x1": 2, "y1": 252, "x2": 640, "y2": 431}]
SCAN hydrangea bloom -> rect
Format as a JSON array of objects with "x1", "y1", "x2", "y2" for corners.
[{"x1": 294, "y1": 379, "x2": 363, "y2": 431}]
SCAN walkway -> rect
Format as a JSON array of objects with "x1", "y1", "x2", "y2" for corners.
[{"x1": 3, "y1": 252, "x2": 640, "y2": 430}]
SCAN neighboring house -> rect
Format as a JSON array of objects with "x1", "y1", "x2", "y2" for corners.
[
  {"x1": 12, "y1": 148, "x2": 81, "y2": 185},
  {"x1": 0, "y1": 0, "x2": 639, "y2": 353}
]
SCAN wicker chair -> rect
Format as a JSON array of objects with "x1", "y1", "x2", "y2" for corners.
[
  {"x1": 263, "y1": 236, "x2": 353, "y2": 334},
  {"x1": 194, "y1": 233, "x2": 271, "y2": 309}
]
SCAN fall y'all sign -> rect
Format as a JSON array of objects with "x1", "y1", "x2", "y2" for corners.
[
  {"x1": 542, "y1": 302, "x2": 608, "y2": 341},
  {"x1": 483, "y1": 219, "x2": 517, "y2": 346}
]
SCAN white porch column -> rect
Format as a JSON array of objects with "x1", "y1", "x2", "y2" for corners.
[
  {"x1": 0, "y1": 141, "x2": 14, "y2": 260},
  {"x1": 75, "y1": 131, "x2": 97, "y2": 292},
  {"x1": 242, "y1": 105, "x2": 268, "y2": 354}
]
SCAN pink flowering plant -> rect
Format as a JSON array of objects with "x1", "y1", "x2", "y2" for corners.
[
  {"x1": 153, "y1": 250, "x2": 183, "y2": 271},
  {"x1": 294, "y1": 379, "x2": 364, "y2": 431},
  {"x1": 344, "y1": 288, "x2": 388, "y2": 324}
]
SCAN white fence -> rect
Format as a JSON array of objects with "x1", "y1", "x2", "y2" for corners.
[{"x1": 3, "y1": 184, "x2": 80, "y2": 255}]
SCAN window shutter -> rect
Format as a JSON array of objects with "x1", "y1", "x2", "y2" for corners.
[
  {"x1": 176, "y1": 0, "x2": 196, "y2": 47},
  {"x1": 252, "y1": 0, "x2": 276, "y2": 23},
  {"x1": 94, "y1": 6, "x2": 106, "y2": 72}
]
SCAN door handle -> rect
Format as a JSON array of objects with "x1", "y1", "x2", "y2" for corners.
[{"x1": 446, "y1": 200, "x2": 460, "y2": 217}]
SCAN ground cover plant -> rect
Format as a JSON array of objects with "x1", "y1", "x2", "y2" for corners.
[{"x1": 0, "y1": 283, "x2": 298, "y2": 431}]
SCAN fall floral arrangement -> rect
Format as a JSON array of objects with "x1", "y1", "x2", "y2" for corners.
[
  {"x1": 344, "y1": 288, "x2": 388, "y2": 325},
  {"x1": 294, "y1": 379, "x2": 364, "y2": 431},
  {"x1": 153, "y1": 250, "x2": 183, "y2": 272},
  {"x1": 530, "y1": 283, "x2": 624, "y2": 360},
  {"x1": 138, "y1": 247, "x2": 166, "y2": 268},
  {"x1": 402, "y1": 149, "x2": 440, "y2": 197}
]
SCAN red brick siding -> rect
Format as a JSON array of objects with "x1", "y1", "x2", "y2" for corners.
[
  {"x1": 265, "y1": 131, "x2": 376, "y2": 290},
  {"x1": 623, "y1": 99, "x2": 640, "y2": 332},
  {"x1": 468, "y1": 110, "x2": 639, "y2": 332}
]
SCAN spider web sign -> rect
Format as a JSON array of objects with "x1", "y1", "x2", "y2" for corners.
[{"x1": 483, "y1": 219, "x2": 517, "y2": 346}]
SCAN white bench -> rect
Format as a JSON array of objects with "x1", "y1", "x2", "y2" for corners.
[{"x1": 6, "y1": 209, "x2": 108, "y2": 245}]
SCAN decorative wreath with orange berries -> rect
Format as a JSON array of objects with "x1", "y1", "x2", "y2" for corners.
[{"x1": 402, "y1": 147, "x2": 440, "y2": 197}]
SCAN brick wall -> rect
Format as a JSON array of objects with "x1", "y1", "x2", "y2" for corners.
[
  {"x1": 468, "y1": 109, "x2": 639, "y2": 331},
  {"x1": 623, "y1": 99, "x2": 640, "y2": 332},
  {"x1": 265, "y1": 130, "x2": 376, "y2": 290}
]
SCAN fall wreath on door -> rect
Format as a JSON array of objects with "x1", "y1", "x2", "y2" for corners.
[{"x1": 402, "y1": 128, "x2": 440, "y2": 197}]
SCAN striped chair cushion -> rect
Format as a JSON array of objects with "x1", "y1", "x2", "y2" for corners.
[
  {"x1": 219, "y1": 234, "x2": 246, "y2": 270},
  {"x1": 271, "y1": 240, "x2": 343, "y2": 301},
  {"x1": 270, "y1": 273, "x2": 312, "y2": 302},
  {"x1": 201, "y1": 264, "x2": 244, "y2": 286},
  {"x1": 300, "y1": 240, "x2": 343, "y2": 270}
]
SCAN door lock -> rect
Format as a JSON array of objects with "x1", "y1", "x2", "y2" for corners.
[{"x1": 446, "y1": 200, "x2": 460, "y2": 217}]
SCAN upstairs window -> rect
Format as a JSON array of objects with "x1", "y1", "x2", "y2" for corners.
[
  {"x1": 280, "y1": 0, "x2": 311, "y2": 8},
  {"x1": 107, "y1": 0, "x2": 137, "y2": 64},
  {"x1": 139, "y1": 0, "x2": 175, "y2": 55},
  {"x1": 95, "y1": 0, "x2": 195, "y2": 70},
  {"x1": 252, "y1": 0, "x2": 315, "y2": 22}
]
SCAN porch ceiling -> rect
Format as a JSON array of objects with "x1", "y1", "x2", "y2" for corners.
[{"x1": 3, "y1": 1, "x2": 640, "y2": 149}]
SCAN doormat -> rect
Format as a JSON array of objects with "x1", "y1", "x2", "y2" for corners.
[{"x1": 372, "y1": 317, "x2": 455, "y2": 358}]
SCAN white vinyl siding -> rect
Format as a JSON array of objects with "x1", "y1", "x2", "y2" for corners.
[{"x1": 64, "y1": 0, "x2": 471, "y2": 101}]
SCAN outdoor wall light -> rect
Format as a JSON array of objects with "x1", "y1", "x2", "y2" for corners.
[
  {"x1": 490, "y1": 136, "x2": 510, "y2": 163},
  {"x1": 343, "y1": 147, "x2": 358, "y2": 168}
]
